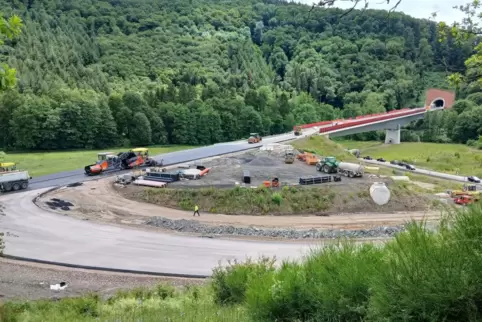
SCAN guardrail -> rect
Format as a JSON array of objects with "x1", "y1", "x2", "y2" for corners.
[
  {"x1": 319, "y1": 108, "x2": 426, "y2": 134},
  {"x1": 293, "y1": 107, "x2": 427, "y2": 132}
]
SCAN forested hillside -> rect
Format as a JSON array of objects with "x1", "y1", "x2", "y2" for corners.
[{"x1": 0, "y1": 0, "x2": 471, "y2": 150}]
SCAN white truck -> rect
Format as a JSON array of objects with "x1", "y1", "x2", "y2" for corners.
[{"x1": 0, "y1": 170, "x2": 31, "y2": 192}]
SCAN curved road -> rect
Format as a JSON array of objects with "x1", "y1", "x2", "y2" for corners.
[
  {"x1": 1, "y1": 189, "x2": 317, "y2": 276},
  {"x1": 1, "y1": 125, "x2": 464, "y2": 276},
  {"x1": 2, "y1": 130, "x2": 323, "y2": 276}
]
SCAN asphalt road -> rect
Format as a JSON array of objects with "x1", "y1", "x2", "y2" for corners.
[
  {"x1": 361, "y1": 159, "x2": 474, "y2": 184},
  {"x1": 28, "y1": 130, "x2": 318, "y2": 190},
  {"x1": 1, "y1": 189, "x2": 317, "y2": 276}
]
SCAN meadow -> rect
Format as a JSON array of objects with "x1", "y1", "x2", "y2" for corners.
[{"x1": 0, "y1": 146, "x2": 194, "y2": 177}]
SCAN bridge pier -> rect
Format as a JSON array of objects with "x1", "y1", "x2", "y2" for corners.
[{"x1": 384, "y1": 125, "x2": 400, "y2": 144}]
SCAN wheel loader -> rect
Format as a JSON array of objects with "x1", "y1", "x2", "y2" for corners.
[
  {"x1": 294, "y1": 126, "x2": 302, "y2": 136},
  {"x1": 248, "y1": 133, "x2": 262, "y2": 144},
  {"x1": 284, "y1": 150, "x2": 295, "y2": 164}
]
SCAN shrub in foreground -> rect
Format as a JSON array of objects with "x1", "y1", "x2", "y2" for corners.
[
  {"x1": 245, "y1": 243, "x2": 383, "y2": 322},
  {"x1": 211, "y1": 256, "x2": 276, "y2": 305}
]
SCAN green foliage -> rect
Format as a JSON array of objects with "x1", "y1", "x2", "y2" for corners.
[
  {"x1": 211, "y1": 257, "x2": 275, "y2": 305},
  {"x1": 0, "y1": 13, "x2": 22, "y2": 91},
  {"x1": 9, "y1": 206, "x2": 482, "y2": 321},
  {"x1": 0, "y1": 0, "x2": 471, "y2": 150},
  {"x1": 1, "y1": 284, "x2": 247, "y2": 322},
  {"x1": 342, "y1": 140, "x2": 482, "y2": 176},
  {"x1": 141, "y1": 186, "x2": 336, "y2": 215}
]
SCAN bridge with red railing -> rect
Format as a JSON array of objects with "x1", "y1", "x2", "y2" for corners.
[{"x1": 294, "y1": 105, "x2": 443, "y2": 144}]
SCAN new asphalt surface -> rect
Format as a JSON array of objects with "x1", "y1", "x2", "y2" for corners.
[{"x1": 28, "y1": 130, "x2": 317, "y2": 190}]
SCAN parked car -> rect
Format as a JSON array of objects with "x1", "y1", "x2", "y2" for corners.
[
  {"x1": 468, "y1": 176, "x2": 481, "y2": 183},
  {"x1": 390, "y1": 160, "x2": 399, "y2": 165},
  {"x1": 376, "y1": 157, "x2": 386, "y2": 162},
  {"x1": 405, "y1": 164, "x2": 416, "y2": 171},
  {"x1": 363, "y1": 156, "x2": 372, "y2": 160}
]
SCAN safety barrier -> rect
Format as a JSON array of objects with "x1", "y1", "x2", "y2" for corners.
[
  {"x1": 294, "y1": 107, "x2": 423, "y2": 132},
  {"x1": 319, "y1": 108, "x2": 426, "y2": 134}
]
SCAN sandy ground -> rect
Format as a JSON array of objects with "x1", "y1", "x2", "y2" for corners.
[
  {"x1": 0, "y1": 258, "x2": 203, "y2": 301},
  {"x1": 36, "y1": 179, "x2": 441, "y2": 232}
]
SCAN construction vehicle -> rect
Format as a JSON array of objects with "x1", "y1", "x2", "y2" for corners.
[
  {"x1": 263, "y1": 177, "x2": 280, "y2": 188},
  {"x1": 248, "y1": 133, "x2": 262, "y2": 144},
  {"x1": 305, "y1": 154, "x2": 319, "y2": 165},
  {"x1": 454, "y1": 194, "x2": 480, "y2": 205},
  {"x1": 84, "y1": 148, "x2": 159, "y2": 176},
  {"x1": 297, "y1": 151, "x2": 311, "y2": 162},
  {"x1": 447, "y1": 189, "x2": 481, "y2": 198},
  {"x1": 316, "y1": 157, "x2": 364, "y2": 178},
  {"x1": 294, "y1": 126, "x2": 302, "y2": 136},
  {"x1": 284, "y1": 150, "x2": 296, "y2": 164},
  {"x1": 0, "y1": 162, "x2": 31, "y2": 192}
]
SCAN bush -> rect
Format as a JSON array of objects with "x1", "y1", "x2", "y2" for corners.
[
  {"x1": 245, "y1": 243, "x2": 383, "y2": 322},
  {"x1": 211, "y1": 257, "x2": 275, "y2": 305},
  {"x1": 368, "y1": 219, "x2": 482, "y2": 321},
  {"x1": 271, "y1": 192, "x2": 283, "y2": 205}
]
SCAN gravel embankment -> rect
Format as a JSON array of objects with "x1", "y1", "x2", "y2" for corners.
[
  {"x1": 0, "y1": 258, "x2": 204, "y2": 301},
  {"x1": 145, "y1": 216, "x2": 406, "y2": 239}
]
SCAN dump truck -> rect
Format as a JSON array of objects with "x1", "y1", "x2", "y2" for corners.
[
  {"x1": 294, "y1": 126, "x2": 302, "y2": 136},
  {"x1": 316, "y1": 157, "x2": 364, "y2": 178},
  {"x1": 248, "y1": 133, "x2": 262, "y2": 144},
  {"x1": 284, "y1": 150, "x2": 295, "y2": 164},
  {"x1": 84, "y1": 148, "x2": 159, "y2": 175},
  {"x1": 0, "y1": 163, "x2": 31, "y2": 192}
]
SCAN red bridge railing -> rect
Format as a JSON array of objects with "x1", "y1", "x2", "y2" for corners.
[{"x1": 293, "y1": 107, "x2": 427, "y2": 132}]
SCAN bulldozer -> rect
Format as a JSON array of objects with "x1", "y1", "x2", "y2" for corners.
[
  {"x1": 284, "y1": 150, "x2": 295, "y2": 164},
  {"x1": 263, "y1": 177, "x2": 280, "y2": 188},
  {"x1": 84, "y1": 148, "x2": 159, "y2": 176},
  {"x1": 248, "y1": 133, "x2": 262, "y2": 144}
]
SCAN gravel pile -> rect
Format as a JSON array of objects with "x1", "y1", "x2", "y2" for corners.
[
  {"x1": 145, "y1": 216, "x2": 405, "y2": 239},
  {"x1": 247, "y1": 156, "x2": 281, "y2": 167}
]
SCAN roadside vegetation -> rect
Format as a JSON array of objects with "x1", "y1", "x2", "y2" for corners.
[
  {"x1": 130, "y1": 181, "x2": 434, "y2": 216},
  {"x1": 2, "y1": 145, "x2": 194, "y2": 177},
  {"x1": 292, "y1": 136, "x2": 358, "y2": 162},
  {"x1": 338, "y1": 140, "x2": 482, "y2": 177},
  {"x1": 3, "y1": 205, "x2": 482, "y2": 321}
]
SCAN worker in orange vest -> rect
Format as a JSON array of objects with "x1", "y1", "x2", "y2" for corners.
[{"x1": 193, "y1": 205, "x2": 200, "y2": 216}]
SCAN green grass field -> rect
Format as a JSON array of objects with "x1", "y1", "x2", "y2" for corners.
[
  {"x1": 1, "y1": 146, "x2": 195, "y2": 177},
  {"x1": 336, "y1": 140, "x2": 482, "y2": 177}
]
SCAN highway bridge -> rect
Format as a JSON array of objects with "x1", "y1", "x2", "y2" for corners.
[{"x1": 0, "y1": 104, "x2": 449, "y2": 277}]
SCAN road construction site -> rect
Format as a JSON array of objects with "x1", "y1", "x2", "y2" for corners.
[{"x1": 29, "y1": 141, "x2": 444, "y2": 243}]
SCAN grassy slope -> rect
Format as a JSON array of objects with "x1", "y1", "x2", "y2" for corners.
[
  {"x1": 336, "y1": 140, "x2": 482, "y2": 177},
  {"x1": 291, "y1": 135, "x2": 358, "y2": 162},
  {"x1": 2, "y1": 146, "x2": 194, "y2": 177}
]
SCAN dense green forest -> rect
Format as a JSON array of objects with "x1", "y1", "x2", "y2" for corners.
[{"x1": 0, "y1": 0, "x2": 474, "y2": 150}]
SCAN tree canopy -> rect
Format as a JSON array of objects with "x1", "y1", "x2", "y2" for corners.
[{"x1": 0, "y1": 0, "x2": 474, "y2": 150}]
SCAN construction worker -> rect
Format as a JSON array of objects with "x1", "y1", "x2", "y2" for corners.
[{"x1": 193, "y1": 204, "x2": 200, "y2": 216}]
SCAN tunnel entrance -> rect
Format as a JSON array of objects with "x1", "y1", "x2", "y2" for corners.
[{"x1": 430, "y1": 98, "x2": 445, "y2": 108}]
